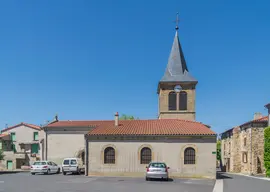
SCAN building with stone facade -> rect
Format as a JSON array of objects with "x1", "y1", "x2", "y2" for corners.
[
  {"x1": 41, "y1": 22, "x2": 217, "y2": 179},
  {"x1": 0, "y1": 123, "x2": 42, "y2": 170},
  {"x1": 221, "y1": 113, "x2": 268, "y2": 175}
]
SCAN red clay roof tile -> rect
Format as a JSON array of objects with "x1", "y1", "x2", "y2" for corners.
[
  {"x1": 1, "y1": 122, "x2": 40, "y2": 132},
  {"x1": 240, "y1": 116, "x2": 268, "y2": 127},
  {"x1": 46, "y1": 119, "x2": 216, "y2": 136}
]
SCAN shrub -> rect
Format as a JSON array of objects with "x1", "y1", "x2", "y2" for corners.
[
  {"x1": 264, "y1": 127, "x2": 270, "y2": 177},
  {"x1": 217, "y1": 140, "x2": 221, "y2": 161},
  {"x1": 0, "y1": 149, "x2": 4, "y2": 160}
]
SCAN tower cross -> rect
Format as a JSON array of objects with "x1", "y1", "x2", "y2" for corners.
[{"x1": 175, "y1": 12, "x2": 179, "y2": 30}]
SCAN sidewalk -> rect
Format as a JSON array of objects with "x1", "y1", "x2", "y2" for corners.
[
  {"x1": 0, "y1": 169, "x2": 29, "y2": 174},
  {"x1": 226, "y1": 172, "x2": 270, "y2": 181}
]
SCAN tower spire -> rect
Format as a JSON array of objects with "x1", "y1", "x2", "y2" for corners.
[{"x1": 159, "y1": 14, "x2": 197, "y2": 83}]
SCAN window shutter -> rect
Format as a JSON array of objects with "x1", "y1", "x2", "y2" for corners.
[
  {"x1": 31, "y1": 144, "x2": 39, "y2": 154},
  {"x1": 34, "y1": 132, "x2": 39, "y2": 141}
]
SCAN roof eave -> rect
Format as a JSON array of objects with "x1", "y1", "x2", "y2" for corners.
[
  {"x1": 87, "y1": 133, "x2": 216, "y2": 137},
  {"x1": 157, "y1": 80, "x2": 198, "y2": 93}
]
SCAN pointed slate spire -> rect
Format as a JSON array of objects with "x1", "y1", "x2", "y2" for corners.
[{"x1": 160, "y1": 17, "x2": 197, "y2": 83}]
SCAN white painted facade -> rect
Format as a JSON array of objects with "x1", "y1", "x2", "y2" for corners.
[
  {"x1": 42, "y1": 127, "x2": 92, "y2": 165},
  {"x1": 86, "y1": 136, "x2": 217, "y2": 179},
  {"x1": 0, "y1": 124, "x2": 41, "y2": 170}
]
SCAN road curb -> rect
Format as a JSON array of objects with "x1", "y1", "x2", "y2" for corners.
[
  {"x1": 226, "y1": 172, "x2": 270, "y2": 181},
  {"x1": 213, "y1": 179, "x2": 223, "y2": 192},
  {"x1": 0, "y1": 170, "x2": 29, "y2": 174}
]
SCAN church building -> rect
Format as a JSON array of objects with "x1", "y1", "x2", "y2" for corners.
[{"x1": 42, "y1": 22, "x2": 216, "y2": 179}]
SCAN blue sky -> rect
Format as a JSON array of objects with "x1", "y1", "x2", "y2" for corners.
[{"x1": 0, "y1": 0, "x2": 269, "y2": 134}]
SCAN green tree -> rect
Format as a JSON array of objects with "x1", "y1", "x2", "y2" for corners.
[
  {"x1": 217, "y1": 140, "x2": 221, "y2": 161},
  {"x1": 264, "y1": 127, "x2": 270, "y2": 177},
  {"x1": 119, "y1": 114, "x2": 138, "y2": 120},
  {"x1": 0, "y1": 149, "x2": 4, "y2": 160}
]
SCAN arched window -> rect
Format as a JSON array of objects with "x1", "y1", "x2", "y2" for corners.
[
  {"x1": 140, "y1": 147, "x2": 152, "y2": 164},
  {"x1": 168, "y1": 92, "x2": 177, "y2": 110},
  {"x1": 184, "y1": 147, "x2": 195, "y2": 164},
  {"x1": 104, "y1": 147, "x2": 115, "y2": 164},
  {"x1": 179, "y1": 91, "x2": 187, "y2": 110}
]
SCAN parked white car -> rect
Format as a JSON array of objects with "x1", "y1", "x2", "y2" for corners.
[
  {"x1": 31, "y1": 161, "x2": 61, "y2": 175},
  {"x1": 62, "y1": 158, "x2": 85, "y2": 175}
]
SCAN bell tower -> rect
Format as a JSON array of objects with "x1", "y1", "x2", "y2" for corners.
[{"x1": 158, "y1": 14, "x2": 198, "y2": 121}]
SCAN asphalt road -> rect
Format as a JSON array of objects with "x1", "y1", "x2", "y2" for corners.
[
  {"x1": 219, "y1": 172, "x2": 270, "y2": 192},
  {"x1": 0, "y1": 172, "x2": 215, "y2": 192}
]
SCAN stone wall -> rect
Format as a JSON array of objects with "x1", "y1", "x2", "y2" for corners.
[
  {"x1": 221, "y1": 125, "x2": 266, "y2": 175},
  {"x1": 251, "y1": 127, "x2": 265, "y2": 174},
  {"x1": 232, "y1": 127, "x2": 241, "y2": 172},
  {"x1": 221, "y1": 130, "x2": 233, "y2": 172},
  {"x1": 158, "y1": 85, "x2": 196, "y2": 121}
]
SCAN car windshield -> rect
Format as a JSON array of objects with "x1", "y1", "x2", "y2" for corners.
[
  {"x1": 33, "y1": 162, "x2": 47, "y2": 165},
  {"x1": 63, "y1": 160, "x2": 70, "y2": 165},
  {"x1": 149, "y1": 163, "x2": 166, "y2": 168},
  {"x1": 70, "y1": 160, "x2": 77, "y2": 165}
]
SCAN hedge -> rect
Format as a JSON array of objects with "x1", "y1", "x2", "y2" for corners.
[{"x1": 264, "y1": 127, "x2": 270, "y2": 177}]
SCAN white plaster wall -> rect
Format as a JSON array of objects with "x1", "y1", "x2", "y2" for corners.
[
  {"x1": 88, "y1": 141, "x2": 216, "y2": 179},
  {"x1": 2, "y1": 125, "x2": 40, "y2": 153},
  {"x1": 47, "y1": 133, "x2": 85, "y2": 165},
  {"x1": 1, "y1": 125, "x2": 41, "y2": 169}
]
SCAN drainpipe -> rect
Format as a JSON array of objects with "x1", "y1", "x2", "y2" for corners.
[
  {"x1": 85, "y1": 134, "x2": 89, "y2": 176},
  {"x1": 250, "y1": 127, "x2": 253, "y2": 176},
  {"x1": 265, "y1": 103, "x2": 270, "y2": 127},
  {"x1": 44, "y1": 127, "x2": 48, "y2": 161}
]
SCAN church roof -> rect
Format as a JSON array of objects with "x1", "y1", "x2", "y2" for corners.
[
  {"x1": 45, "y1": 119, "x2": 215, "y2": 136},
  {"x1": 160, "y1": 30, "x2": 197, "y2": 83},
  {"x1": 45, "y1": 120, "x2": 113, "y2": 128}
]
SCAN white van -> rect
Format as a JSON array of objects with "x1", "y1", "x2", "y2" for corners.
[{"x1": 61, "y1": 158, "x2": 85, "y2": 175}]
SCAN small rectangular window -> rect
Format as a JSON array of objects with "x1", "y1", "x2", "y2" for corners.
[
  {"x1": 33, "y1": 132, "x2": 39, "y2": 141},
  {"x1": 242, "y1": 153, "x2": 248, "y2": 163}
]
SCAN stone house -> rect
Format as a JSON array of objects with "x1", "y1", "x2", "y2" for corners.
[
  {"x1": 0, "y1": 123, "x2": 41, "y2": 170},
  {"x1": 41, "y1": 23, "x2": 217, "y2": 178},
  {"x1": 221, "y1": 113, "x2": 268, "y2": 175}
]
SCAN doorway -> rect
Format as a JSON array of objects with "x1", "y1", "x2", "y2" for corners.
[
  {"x1": 6, "y1": 160, "x2": 13, "y2": 170},
  {"x1": 227, "y1": 158, "x2": 230, "y2": 172},
  {"x1": 257, "y1": 157, "x2": 262, "y2": 174}
]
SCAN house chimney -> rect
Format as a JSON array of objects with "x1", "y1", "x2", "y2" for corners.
[
  {"x1": 265, "y1": 103, "x2": 270, "y2": 126},
  {"x1": 54, "y1": 114, "x2": 58, "y2": 122},
  {"x1": 115, "y1": 112, "x2": 119, "y2": 126},
  {"x1": 253, "y1": 112, "x2": 263, "y2": 120}
]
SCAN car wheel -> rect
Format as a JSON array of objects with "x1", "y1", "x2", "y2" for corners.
[
  {"x1": 63, "y1": 171, "x2": 66, "y2": 175},
  {"x1": 57, "y1": 168, "x2": 60, "y2": 174},
  {"x1": 45, "y1": 169, "x2": 50, "y2": 175},
  {"x1": 31, "y1": 173, "x2": 35, "y2": 175},
  {"x1": 145, "y1": 177, "x2": 149, "y2": 181}
]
